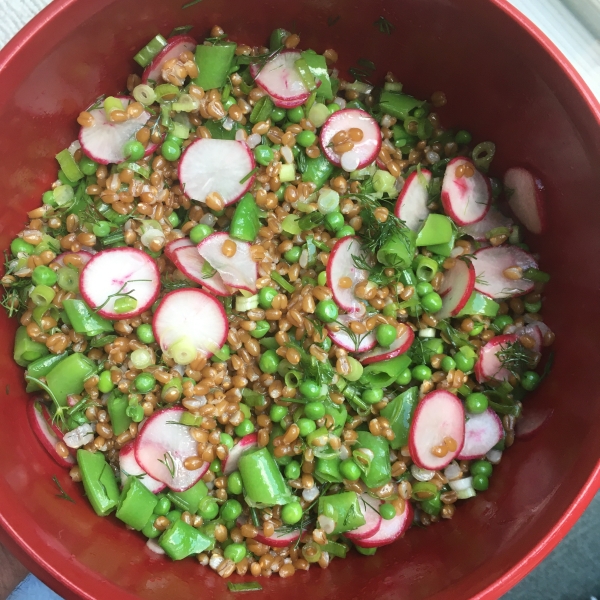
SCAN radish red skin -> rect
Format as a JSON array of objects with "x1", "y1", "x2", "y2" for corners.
[
  {"x1": 394, "y1": 169, "x2": 432, "y2": 232},
  {"x1": 345, "y1": 494, "x2": 382, "y2": 541},
  {"x1": 358, "y1": 325, "x2": 414, "y2": 365},
  {"x1": 328, "y1": 315, "x2": 378, "y2": 353},
  {"x1": 236, "y1": 517, "x2": 301, "y2": 547},
  {"x1": 170, "y1": 245, "x2": 231, "y2": 297},
  {"x1": 141, "y1": 36, "x2": 196, "y2": 84},
  {"x1": 461, "y1": 207, "x2": 513, "y2": 242},
  {"x1": 164, "y1": 237, "x2": 193, "y2": 260},
  {"x1": 354, "y1": 501, "x2": 413, "y2": 548},
  {"x1": 505, "y1": 166, "x2": 546, "y2": 234},
  {"x1": 409, "y1": 390, "x2": 465, "y2": 471},
  {"x1": 27, "y1": 399, "x2": 74, "y2": 468},
  {"x1": 436, "y1": 258, "x2": 475, "y2": 320},
  {"x1": 222, "y1": 433, "x2": 258, "y2": 475},
  {"x1": 474, "y1": 334, "x2": 519, "y2": 383},
  {"x1": 119, "y1": 441, "x2": 166, "y2": 493}
]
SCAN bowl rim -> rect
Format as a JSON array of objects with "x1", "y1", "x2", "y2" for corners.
[{"x1": 0, "y1": 0, "x2": 599, "y2": 598}]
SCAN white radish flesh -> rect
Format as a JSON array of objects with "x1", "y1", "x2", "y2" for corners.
[
  {"x1": 358, "y1": 324, "x2": 415, "y2": 366},
  {"x1": 436, "y1": 258, "x2": 476, "y2": 320},
  {"x1": 354, "y1": 502, "x2": 413, "y2": 548},
  {"x1": 514, "y1": 323, "x2": 543, "y2": 353},
  {"x1": 197, "y1": 232, "x2": 258, "y2": 293},
  {"x1": 394, "y1": 169, "x2": 432, "y2": 231},
  {"x1": 164, "y1": 237, "x2": 193, "y2": 261},
  {"x1": 27, "y1": 399, "x2": 74, "y2": 468},
  {"x1": 345, "y1": 494, "x2": 382, "y2": 541},
  {"x1": 171, "y1": 245, "x2": 231, "y2": 297},
  {"x1": 134, "y1": 407, "x2": 208, "y2": 492},
  {"x1": 461, "y1": 207, "x2": 513, "y2": 241},
  {"x1": 441, "y1": 157, "x2": 491, "y2": 225},
  {"x1": 80, "y1": 248, "x2": 160, "y2": 319},
  {"x1": 178, "y1": 138, "x2": 256, "y2": 206},
  {"x1": 505, "y1": 167, "x2": 545, "y2": 234},
  {"x1": 474, "y1": 334, "x2": 519, "y2": 383},
  {"x1": 222, "y1": 433, "x2": 258, "y2": 475},
  {"x1": 327, "y1": 314, "x2": 377, "y2": 353},
  {"x1": 142, "y1": 36, "x2": 196, "y2": 84},
  {"x1": 237, "y1": 516, "x2": 301, "y2": 547},
  {"x1": 53, "y1": 250, "x2": 94, "y2": 268},
  {"x1": 472, "y1": 245, "x2": 538, "y2": 299},
  {"x1": 152, "y1": 288, "x2": 229, "y2": 361},
  {"x1": 119, "y1": 441, "x2": 165, "y2": 493},
  {"x1": 457, "y1": 409, "x2": 504, "y2": 460},
  {"x1": 409, "y1": 390, "x2": 465, "y2": 471},
  {"x1": 249, "y1": 50, "x2": 310, "y2": 108},
  {"x1": 326, "y1": 236, "x2": 369, "y2": 315},
  {"x1": 320, "y1": 109, "x2": 382, "y2": 170}
]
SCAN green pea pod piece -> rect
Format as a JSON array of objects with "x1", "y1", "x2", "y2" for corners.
[
  {"x1": 380, "y1": 387, "x2": 419, "y2": 450},
  {"x1": 46, "y1": 353, "x2": 97, "y2": 406},
  {"x1": 301, "y1": 51, "x2": 333, "y2": 100},
  {"x1": 294, "y1": 58, "x2": 317, "y2": 90},
  {"x1": 323, "y1": 398, "x2": 347, "y2": 436},
  {"x1": 415, "y1": 214, "x2": 453, "y2": 246},
  {"x1": 378, "y1": 91, "x2": 425, "y2": 120},
  {"x1": 249, "y1": 95, "x2": 274, "y2": 124},
  {"x1": 230, "y1": 193, "x2": 260, "y2": 242},
  {"x1": 166, "y1": 480, "x2": 208, "y2": 513},
  {"x1": 14, "y1": 326, "x2": 49, "y2": 367},
  {"x1": 317, "y1": 491, "x2": 365, "y2": 534},
  {"x1": 355, "y1": 431, "x2": 391, "y2": 489},
  {"x1": 377, "y1": 229, "x2": 416, "y2": 270},
  {"x1": 457, "y1": 292, "x2": 500, "y2": 317},
  {"x1": 314, "y1": 456, "x2": 343, "y2": 483},
  {"x1": 194, "y1": 43, "x2": 237, "y2": 91},
  {"x1": 269, "y1": 28, "x2": 288, "y2": 51},
  {"x1": 63, "y1": 298, "x2": 114, "y2": 336},
  {"x1": 427, "y1": 225, "x2": 456, "y2": 257},
  {"x1": 302, "y1": 154, "x2": 334, "y2": 188},
  {"x1": 25, "y1": 352, "x2": 68, "y2": 392},
  {"x1": 241, "y1": 388, "x2": 267, "y2": 408},
  {"x1": 159, "y1": 519, "x2": 213, "y2": 560},
  {"x1": 322, "y1": 540, "x2": 347, "y2": 558},
  {"x1": 238, "y1": 447, "x2": 292, "y2": 506},
  {"x1": 399, "y1": 269, "x2": 418, "y2": 286},
  {"x1": 77, "y1": 449, "x2": 120, "y2": 516},
  {"x1": 107, "y1": 393, "x2": 131, "y2": 436},
  {"x1": 116, "y1": 476, "x2": 158, "y2": 530},
  {"x1": 360, "y1": 355, "x2": 412, "y2": 389}
]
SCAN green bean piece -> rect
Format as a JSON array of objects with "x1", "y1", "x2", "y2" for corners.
[
  {"x1": 13, "y1": 326, "x2": 48, "y2": 367},
  {"x1": 317, "y1": 491, "x2": 365, "y2": 534},
  {"x1": 415, "y1": 214, "x2": 453, "y2": 246},
  {"x1": 25, "y1": 352, "x2": 68, "y2": 392},
  {"x1": 194, "y1": 43, "x2": 237, "y2": 91},
  {"x1": 314, "y1": 456, "x2": 343, "y2": 483},
  {"x1": 230, "y1": 193, "x2": 260, "y2": 242},
  {"x1": 106, "y1": 393, "x2": 131, "y2": 436},
  {"x1": 355, "y1": 431, "x2": 392, "y2": 489},
  {"x1": 457, "y1": 292, "x2": 500, "y2": 318},
  {"x1": 380, "y1": 387, "x2": 419, "y2": 450},
  {"x1": 63, "y1": 299, "x2": 114, "y2": 336},
  {"x1": 302, "y1": 154, "x2": 334, "y2": 188},
  {"x1": 249, "y1": 95, "x2": 274, "y2": 124},
  {"x1": 77, "y1": 449, "x2": 120, "y2": 516},
  {"x1": 133, "y1": 34, "x2": 168, "y2": 67},
  {"x1": 378, "y1": 91, "x2": 425, "y2": 120},
  {"x1": 46, "y1": 353, "x2": 97, "y2": 406},
  {"x1": 166, "y1": 480, "x2": 208, "y2": 513},
  {"x1": 55, "y1": 149, "x2": 83, "y2": 183},
  {"x1": 301, "y1": 51, "x2": 333, "y2": 99},
  {"x1": 360, "y1": 355, "x2": 411, "y2": 389},
  {"x1": 238, "y1": 448, "x2": 292, "y2": 506},
  {"x1": 116, "y1": 476, "x2": 159, "y2": 530},
  {"x1": 159, "y1": 519, "x2": 212, "y2": 560}
]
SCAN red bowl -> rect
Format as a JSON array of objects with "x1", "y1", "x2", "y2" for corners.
[{"x1": 0, "y1": 0, "x2": 599, "y2": 598}]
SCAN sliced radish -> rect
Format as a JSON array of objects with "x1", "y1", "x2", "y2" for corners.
[
  {"x1": 472, "y1": 246, "x2": 538, "y2": 299},
  {"x1": 249, "y1": 50, "x2": 310, "y2": 108},
  {"x1": 474, "y1": 334, "x2": 519, "y2": 384},
  {"x1": 457, "y1": 409, "x2": 504, "y2": 460},
  {"x1": 461, "y1": 207, "x2": 513, "y2": 242},
  {"x1": 327, "y1": 314, "x2": 377, "y2": 353},
  {"x1": 222, "y1": 433, "x2": 258, "y2": 476},
  {"x1": 197, "y1": 232, "x2": 258, "y2": 293},
  {"x1": 345, "y1": 494, "x2": 382, "y2": 541},
  {"x1": 354, "y1": 502, "x2": 413, "y2": 548},
  {"x1": 326, "y1": 236, "x2": 369, "y2": 315},
  {"x1": 394, "y1": 169, "x2": 432, "y2": 232},
  {"x1": 164, "y1": 237, "x2": 194, "y2": 261},
  {"x1": 441, "y1": 157, "x2": 491, "y2": 226},
  {"x1": 141, "y1": 35, "x2": 196, "y2": 84},
  {"x1": 358, "y1": 325, "x2": 415, "y2": 366},
  {"x1": 27, "y1": 399, "x2": 74, "y2": 468},
  {"x1": 515, "y1": 407, "x2": 554, "y2": 440},
  {"x1": 171, "y1": 245, "x2": 231, "y2": 296},
  {"x1": 236, "y1": 516, "x2": 301, "y2": 547},
  {"x1": 436, "y1": 258, "x2": 475, "y2": 320},
  {"x1": 80, "y1": 248, "x2": 160, "y2": 319},
  {"x1": 514, "y1": 323, "x2": 543, "y2": 353},
  {"x1": 53, "y1": 250, "x2": 94, "y2": 268},
  {"x1": 119, "y1": 441, "x2": 166, "y2": 493},
  {"x1": 408, "y1": 390, "x2": 465, "y2": 471},
  {"x1": 153, "y1": 289, "x2": 228, "y2": 361},
  {"x1": 505, "y1": 167, "x2": 545, "y2": 234},
  {"x1": 320, "y1": 109, "x2": 382, "y2": 170},
  {"x1": 178, "y1": 138, "x2": 255, "y2": 206},
  {"x1": 134, "y1": 407, "x2": 209, "y2": 492},
  {"x1": 79, "y1": 97, "x2": 156, "y2": 165}
]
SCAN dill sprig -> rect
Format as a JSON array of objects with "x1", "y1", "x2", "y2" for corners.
[
  {"x1": 94, "y1": 280, "x2": 150, "y2": 312},
  {"x1": 357, "y1": 208, "x2": 411, "y2": 259},
  {"x1": 52, "y1": 476, "x2": 75, "y2": 503},
  {"x1": 332, "y1": 318, "x2": 370, "y2": 352},
  {"x1": 497, "y1": 340, "x2": 534, "y2": 377},
  {"x1": 158, "y1": 452, "x2": 176, "y2": 478},
  {"x1": 160, "y1": 276, "x2": 194, "y2": 292}
]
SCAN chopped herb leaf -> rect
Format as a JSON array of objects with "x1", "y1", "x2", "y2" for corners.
[
  {"x1": 227, "y1": 582, "x2": 263, "y2": 592},
  {"x1": 52, "y1": 475, "x2": 75, "y2": 503}
]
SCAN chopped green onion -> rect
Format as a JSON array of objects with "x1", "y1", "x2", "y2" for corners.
[
  {"x1": 297, "y1": 211, "x2": 324, "y2": 231},
  {"x1": 307, "y1": 102, "x2": 330, "y2": 128},
  {"x1": 55, "y1": 149, "x2": 83, "y2": 182},
  {"x1": 249, "y1": 95, "x2": 274, "y2": 124},
  {"x1": 30, "y1": 285, "x2": 55, "y2": 306},
  {"x1": 241, "y1": 388, "x2": 267, "y2": 407},
  {"x1": 239, "y1": 167, "x2": 259, "y2": 184},
  {"x1": 168, "y1": 337, "x2": 198, "y2": 365},
  {"x1": 317, "y1": 189, "x2": 340, "y2": 214},
  {"x1": 235, "y1": 294, "x2": 259, "y2": 312},
  {"x1": 384, "y1": 82, "x2": 403, "y2": 92},
  {"x1": 227, "y1": 582, "x2": 262, "y2": 593},
  {"x1": 322, "y1": 540, "x2": 348, "y2": 558},
  {"x1": 270, "y1": 271, "x2": 295, "y2": 294},
  {"x1": 117, "y1": 162, "x2": 151, "y2": 179},
  {"x1": 132, "y1": 84, "x2": 157, "y2": 106},
  {"x1": 284, "y1": 370, "x2": 303, "y2": 388},
  {"x1": 173, "y1": 94, "x2": 200, "y2": 113},
  {"x1": 522, "y1": 268, "x2": 550, "y2": 283},
  {"x1": 53, "y1": 185, "x2": 74, "y2": 208},
  {"x1": 133, "y1": 34, "x2": 168, "y2": 68},
  {"x1": 295, "y1": 58, "x2": 317, "y2": 90},
  {"x1": 282, "y1": 214, "x2": 301, "y2": 235},
  {"x1": 103, "y1": 96, "x2": 124, "y2": 118},
  {"x1": 131, "y1": 348, "x2": 153, "y2": 369},
  {"x1": 472, "y1": 141, "x2": 496, "y2": 173},
  {"x1": 155, "y1": 84, "x2": 180, "y2": 102}
]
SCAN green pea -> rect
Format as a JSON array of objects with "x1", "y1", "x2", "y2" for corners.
[
  {"x1": 42, "y1": 191, "x2": 55, "y2": 205},
  {"x1": 297, "y1": 418, "x2": 317, "y2": 437},
  {"x1": 220, "y1": 433, "x2": 234, "y2": 449},
  {"x1": 259, "y1": 349, "x2": 280, "y2": 374},
  {"x1": 395, "y1": 368, "x2": 412, "y2": 385},
  {"x1": 296, "y1": 130, "x2": 317, "y2": 148},
  {"x1": 134, "y1": 373, "x2": 156, "y2": 393},
  {"x1": 472, "y1": 474, "x2": 489, "y2": 491},
  {"x1": 468, "y1": 323, "x2": 484, "y2": 337},
  {"x1": 455, "y1": 130, "x2": 472, "y2": 145},
  {"x1": 124, "y1": 140, "x2": 145, "y2": 161},
  {"x1": 524, "y1": 301, "x2": 542, "y2": 313},
  {"x1": 336, "y1": 225, "x2": 355, "y2": 238},
  {"x1": 142, "y1": 517, "x2": 162, "y2": 539},
  {"x1": 220, "y1": 499, "x2": 242, "y2": 521},
  {"x1": 79, "y1": 155, "x2": 98, "y2": 176},
  {"x1": 299, "y1": 379, "x2": 321, "y2": 399},
  {"x1": 258, "y1": 286, "x2": 277, "y2": 309},
  {"x1": 421, "y1": 292, "x2": 443, "y2": 313},
  {"x1": 284, "y1": 246, "x2": 302, "y2": 263},
  {"x1": 465, "y1": 392, "x2": 488, "y2": 414},
  {"x1": 317, "y1": 271, "x2": 327, "y2": 286},
  {"x1": 363, "y1": 388, "x2": 384, "y2": 405},
  {"x1": 235, "y1": 419, "x2": 255, "y2": 437},
  {"x1": 114, "y1": 296, "x2": 137, "y2": 314},
  {"x1": 375, "y1": 324, "x2": 397, "y2": 347},
  {"x1": 412, "y1": 365, "x2": 432, "y2": 381},
  {"x1": 287, "y1": 106, "x2": 304, "y2": 123},
  {"x1": 454, "y1": 353, "x2": 475, "y2": 372},
  {"x1": 136, "y1": 324, "x2": 155, "y2": 344},
  {"x1": 209, "y1": 459, "x2": 222, "y2": 474},
  {"x1": 324, "y1": 211, "x2": 345, "y2": 232},
  {"x1": 11, "y1": 238, "x2": 35, "y2": 256},
  {"x1": 271, "y1": 108, "x2": 286, "y2": 122},
  {"x1": 281, "y1": 501, "x2": 303, "y2": 525},
  {"x1": 339, "y1": 459, "x2": 361, "y2": 481},
  {"x1": 304, "y1": 402, "x2": 325, "y2": 420},
  {"x1": 92, "y1": 221, "x2": 111, "y2": 238},
  {"x1": 155, "y1": 496, "x2": 172, "y2": 516},
  {"x1": 98, "y1": 370, "x2": 114, "y2": 393},
  {"x1": 199, "y1": 497, "x2": 219, "y2": 520},
  {"x1": 254, "y1": 145, "x2": 274, "y2": 166},
  {"x1": 32, "y1": 265, "x2": 57, "y2": 287},
  {"x1": 166, "y1": 509, "x2": 182, "y2": 523},
  {"x1": 492, "y1": 315, "x2": 513, "y2": 332},
  {"x1": 327, "y1": 103, "x2": 341, "y2": 113},
  {"x1": 224, "y1": 543, "x2": 247, "y2": 563},
  {"x1": 521, "y1": 371, "x2": 541, "y2": 391},
  {"x1": 126, "y1": 404, "x2": 145, "y2": 422},
  {"x1": 250, "y1": 320, "x2": 270, "y2": 339},
  {"x1": 380, "y1": 504, "x2": 396, "y2": 520},
  {"x1": 161, "y1": 140, "x2": 181, "y2": 161},
  {"x1": 285, "y1": 461, "x2": 301, "y2": 480},
  {"x1": 227, "y1": 471, "x2": 243, "y2": 495},
  {"x1": 239, "y1": 404, "x2": 251, "y2": 419},
  {"x1": 167, "y1": 212, "x2": 181, "y2": 228},
  {"x1": 441, "y1": 356, "x2": 456, "y2": 372},
  {"x1": 315, "y1": 299, "x2": 339, "y2": 323},
  {"x1": 269, "y1": 405, "x2": 288, "y2": 423},
  {"x1": 415, "y1": 282, "x2": 434, "y2": 296},
  {"x1": 189, "y1": 224, "x2": 213, "y2": 244},
  {"x1": 471, "y1": 460, "x2": 493, "y2": 477}
]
